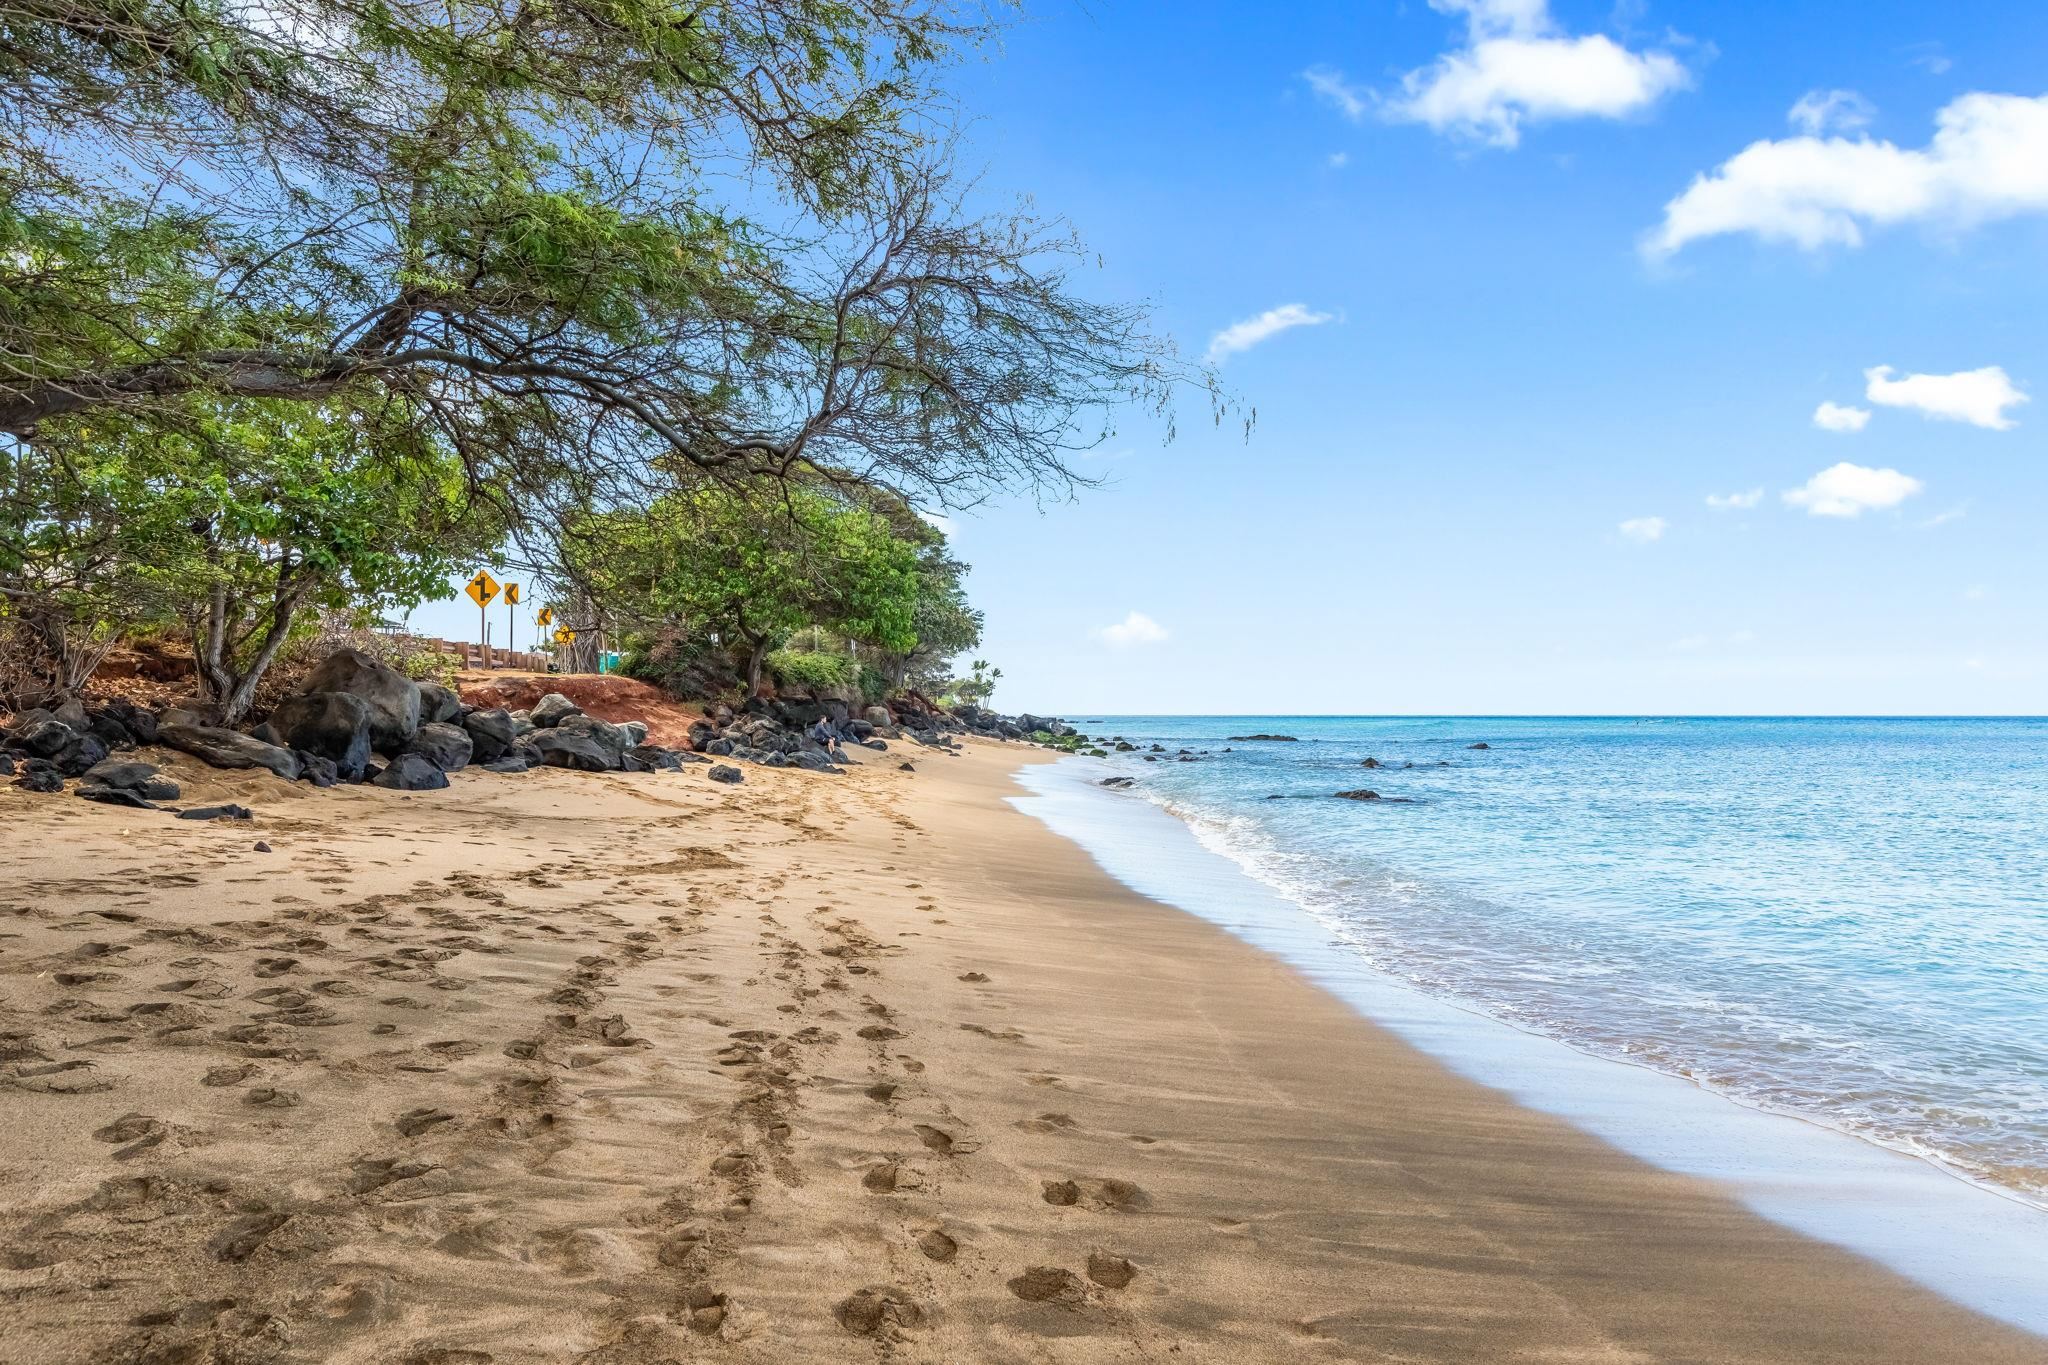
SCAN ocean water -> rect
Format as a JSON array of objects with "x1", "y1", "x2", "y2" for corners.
[{"x1": 1052, "y1": 716, "x2": 2048, "y2": 1208}]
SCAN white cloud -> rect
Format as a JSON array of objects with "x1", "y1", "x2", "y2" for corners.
[
  {"x1": 1921, "y1": 504, "x2": 1969, "y2": 528},
  {"x1": 1705, "y1": 488, "x2": 1763, "y2": 510},
  {"x1": 1789, "y1": 89, "x2": 1875, "y2": 136},
  {"x1": 1327, "y1": 151, "x2": 1351, "y2": 168},
  {"x1": 1782, "y1": 462, "x2": 1924, "y2": 518},
  {"x1": 1618, "y1": 515, "x2": 1667, "y2": 543},
  {"x1": 1812, "y1": 400, "x2": 1872, "y2": 432},
  {"x1": 1382, "y1": 0, "x2": 1690, "y2": 149},
  {"x1": 1205, "y1": 303, "x2": 1335, "y2": 364},
  {"x1": 1303, "y1": 66, "x2": 1369, "y2": 121},
  {"x1": 1648, "y1": 91, "x2": 2048, "y2": 257},
  {"x1": 1865, "y1": 364, "x2": 2026, "y2": 429},
  {"x1": 1096, "y1": 611, "x2": 1169, "y2": 647}
]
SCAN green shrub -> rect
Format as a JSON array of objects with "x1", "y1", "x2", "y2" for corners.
[{"x1": 767, "y1": 647, "x2": 857, "y2": 693}]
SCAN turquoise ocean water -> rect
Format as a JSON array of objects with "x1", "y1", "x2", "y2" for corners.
[{"x1": 1054, "y1": 716, "x2": 2048, "y2": 1208}]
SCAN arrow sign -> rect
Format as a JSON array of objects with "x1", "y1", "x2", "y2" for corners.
[
  {"x1": 465, "y1": 570, "x2": 501, "y2": 608},
  {"x1": 504, "y1": 582, "x2": 521, "y2": 606},
  {"x1": 536, "y1": 607, "x2": 553, "y2": 627}
]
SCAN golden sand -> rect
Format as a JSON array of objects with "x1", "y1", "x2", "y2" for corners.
[{"x1": 0, "y1": 742, "x2": 2039, "y2": 1362}]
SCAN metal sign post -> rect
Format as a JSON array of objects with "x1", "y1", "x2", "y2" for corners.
[
  {"x1": 504, "y1": 583, "x2": 521, "y2": 661},
  {"x1": 466, "y1": 570, "x2": 501, "y2": 667}
]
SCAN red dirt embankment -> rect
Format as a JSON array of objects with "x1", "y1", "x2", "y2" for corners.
[{"x1": 455, "y1": 671, "x2": 704, "y2": 749}]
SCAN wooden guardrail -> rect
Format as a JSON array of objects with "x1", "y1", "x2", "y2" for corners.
[{"x1": 425, "y1": 638, "x2": 550, "y2": 672}]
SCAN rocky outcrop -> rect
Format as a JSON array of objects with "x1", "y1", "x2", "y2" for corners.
[
  {"x1": 529, "y1": 692, "x2": 583, "y2": 728},
  {"x1": 267, "y1": 692, "x2": 373, "y2": 780},
  {"x1": 405, "y1": 721, "x2": 473, "y2": 773},
  {"x1": 529, "y1": 730, "x2": 613, "y2": 772},
  {"x1": 461, "y1": 708, "x2": 519, "y2": 763},
  {"x1": 297, "y1": 648, "x2": 420, "y2": 751},
  {"x1": 81, "y1": 759, "x2": 180, "y2": 801},
  {"x1": 1229, "y1": 734, "x2": 1299, "y2": 742},
  {"x1": 158, "y1": 723, "x2": 299, "y2": 780},
  {"x1": 372, "y1": 752, "x2": 449, "y2": 791},
  {"x1": 416, "y1": 681, "x2": 461, "y2": 725}
]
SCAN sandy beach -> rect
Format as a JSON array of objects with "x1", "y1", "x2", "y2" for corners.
[{"x1": 2, "y1": 741, "x2": 2041, "y2": 1364}]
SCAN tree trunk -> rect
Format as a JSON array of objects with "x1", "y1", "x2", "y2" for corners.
[{"x1": 745, "y1": 637, "x2": 769, "y2": 696}]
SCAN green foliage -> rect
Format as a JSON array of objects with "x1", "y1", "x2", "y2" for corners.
[
  {"x1": 566, "y1": 484, "x2": 922, "y2": 691},
  {"x1": 1, "y1": 394, "x2": 502, "y2": 713},
  {"x1": 942, "y1": 657, "x2": 1001, "y2": 707},
  {"x1": 766, "y1": 647, "x2": 856, "y2": 693}
]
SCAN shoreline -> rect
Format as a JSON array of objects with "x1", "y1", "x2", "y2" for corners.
[
  {"x1": 0, "y1": 740, "x2": 2040, "y2": 1361},
  {"x1": 1014, "y1": 754, "x2": 2048, "y2": 1338}
]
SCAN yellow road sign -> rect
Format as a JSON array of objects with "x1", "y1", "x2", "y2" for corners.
[
  {"x1": 553, "y1": 627, "x2": 576, "y2": 644},
  {"x1": 536, "y1": 607, "x2": 553, "y2": 627},
  {"x1": 504, "y1": 582, "x2": 521, "y2": 606},
  {"x1": 465, "y1": 570, "x2": 500, "y2": 608}
]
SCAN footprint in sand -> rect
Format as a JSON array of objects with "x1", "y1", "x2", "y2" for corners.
[
  {"x1": 203, "y1": 1063, "x2": 258, "y2": 1087},
  {"x1": 834, "y1": 1286, "x2": 923, "y2": 1336},
  {"x1": 1007, "y1": 1266, "x2": 1086, "y2": 1304},
  {"x1": 395, "y1": 1106, "x2": 456, "y2": 1137},
  {"x1": 917, "y1": 1229, "x2": 958, "y2": 1262},
  {"x1": 958, "y1": 971, "x2": 990, "y2": 983},
  {"x1": 1042, "y1": 1177, "x2": 1146, "y2": 1211},
  {"x1": 1087, "y1": 1251, "x2": 1137, "y2": 1288},
  {"x1": 913, "y1": 1124, "x2": 975, "y2": 1156}
]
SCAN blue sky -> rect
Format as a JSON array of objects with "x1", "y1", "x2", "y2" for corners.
[{"x1": 415, "y1": 0, "x2": 2048, "y2": 714}]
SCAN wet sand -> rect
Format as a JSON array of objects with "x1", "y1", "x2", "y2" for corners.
[{"x1": 0, "y1": 740, "x2": 2040, "y2": 1363}]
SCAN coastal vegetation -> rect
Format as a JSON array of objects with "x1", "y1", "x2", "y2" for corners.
[{"x1": 0, "y1": 0, "x2": 1221, "y2": 711}]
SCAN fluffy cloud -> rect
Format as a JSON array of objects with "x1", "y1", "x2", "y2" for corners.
[
  {"x1": 1705, "y1": 488, "x2": 1763, "y2": 510},
  {"x1": 1647, "y1": 91, "x2": 2048, "y2": 257},
  {"x1": 1812, "y1": 400, "x2": 1871, "y2": 432},
  {"x1": 1782, "y1": 462, "x2": 1924, "y2": 518},
  {"x1": 1788, "y1": 89, "x2": 1874, "y2": 136},
  {"x1": 1205, "y1": 304, "x2": 1334, "y2": 364},
  {"x1": 1383, "y1": 0, "x2": 1689, "y2": 148},
  {"x1": 1865, "y1": 364, "x2": 2026, "y2": 429},
  {"x1": 1096, "y1": 611, "x2": 1169, "y2": 647},
  {"x1": 1618, "y1": 515, "x2": 1667, "y2": 543}
]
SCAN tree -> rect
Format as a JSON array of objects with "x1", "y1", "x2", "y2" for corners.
[
  {"x1": 0, "y1": 433, "x2": 192, "y2": 697},
  {"x1": 568, "y1": 486, "x2": 920, "y2": 695},
  {"x1": 32, "y1": 397, "x2": 502, "y2": 720},
  {"x1": 2, "y1": 2, "x2": 1226, "y2": 523}
]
